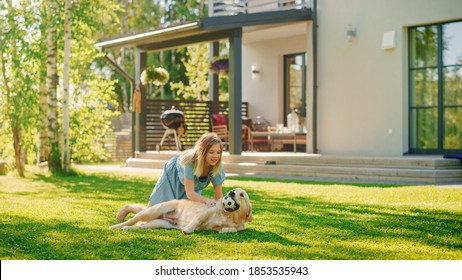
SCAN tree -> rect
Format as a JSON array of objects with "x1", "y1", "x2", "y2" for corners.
[
  {"x1": 1, "y1": 0, "x2": 215, "y2": 176},
  {"x1": 0, "y1": 0, "x2": 42, "y2": 176},
  {"x1": 170, "y1": 43, "x2": 210, "y2": 100},
  {"x1": 62, "y1": 0, "x2": 72, "y2": 173},
  {"x1": 42, "y1": 0, "x2": 61, "y2": 172},
  {"x1": 0, "y1": 0, "x2": 121, "y2": 176},
  {"x1": 106, "y1": 0, "x2": 209, "y2": 102},
  {"x1": 66, "y1": 0, "x2": 121, "y2": 164}
]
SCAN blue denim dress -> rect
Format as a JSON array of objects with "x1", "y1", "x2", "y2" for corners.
[{"x1": 149, "y1": 155, "x2": 226, "y2": 205}]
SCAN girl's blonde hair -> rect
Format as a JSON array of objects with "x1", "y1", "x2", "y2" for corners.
[{"x1": 180, "y1": 132, "x2": 223, "y2": 178}]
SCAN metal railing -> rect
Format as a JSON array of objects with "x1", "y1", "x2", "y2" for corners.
[{"x1": 209, "y1": 0, "x2": 311, "y2": 16}]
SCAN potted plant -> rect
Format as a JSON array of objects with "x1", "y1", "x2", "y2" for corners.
[
  {"x1": 209, "y1": 57, "x2": 229, "y2": 75},
  {"x1": 140, "y1": 65, "x2": 170, "y2": 86}
]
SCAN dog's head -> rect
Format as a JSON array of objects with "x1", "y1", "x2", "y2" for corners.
[{"x1": 221, "y1": 188, "x2": 253, "y2": 222}]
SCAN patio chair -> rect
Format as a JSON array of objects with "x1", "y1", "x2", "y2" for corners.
[{"x1": 210, "y1": 114, "x2": 251, "y2": 151}]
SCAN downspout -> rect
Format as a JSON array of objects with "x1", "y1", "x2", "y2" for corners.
[{"x1": 312, "y1": 0, "x2": 318, "y2": 153}]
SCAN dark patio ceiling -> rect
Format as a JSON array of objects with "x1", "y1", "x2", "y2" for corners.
[{"x1": 94, "y1": 8, "x2": 312, "y2": 52}]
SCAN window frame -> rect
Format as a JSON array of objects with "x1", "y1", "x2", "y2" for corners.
[
  {"x1": 408, "y1": 20, "x2": 462, "y2": 154},
  {"x1": 283, "y1": 52, "x2": 307, "y2": 127}
]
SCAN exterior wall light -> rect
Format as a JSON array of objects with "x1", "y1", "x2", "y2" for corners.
[
  {"x1": 346, "y1": 24, "x2": 357, "y2": 42},
  {"x1": 251, "y1": 65, "x2": 261, "y2": 79}
]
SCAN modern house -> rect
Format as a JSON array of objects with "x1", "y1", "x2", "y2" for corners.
[{"x1": 95, "y1": 0, "x2": 462, "y2": 184}]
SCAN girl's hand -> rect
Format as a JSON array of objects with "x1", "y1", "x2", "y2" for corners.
[{"x1": 204, "y1": 198, "x2": 216, "y2": 207}]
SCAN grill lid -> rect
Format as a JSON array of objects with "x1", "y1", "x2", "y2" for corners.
[{"x1": 160, "y1": 106, "x2": 184, "y2": 129}]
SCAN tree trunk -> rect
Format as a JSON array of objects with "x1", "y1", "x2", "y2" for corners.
[
  {"x1": 46, "y1": 0, "x2": 61, "y2": 173},
  {"x1": 1, "y1": 47, "x2": 25, "y2": 177},
  {"x1": 2, "y1": 0, "x2": 25, "y2": 177},
  {"x1": 62, "y1": 0, "x2": 72, "y2": 173},
  {"x1": 12, "y1": 125, "x2": 25, "y2": 177},
  {"x1": 39, "y1": 80, "x2": 50, "y2": 164}
]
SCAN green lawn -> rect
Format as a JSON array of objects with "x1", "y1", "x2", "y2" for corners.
[{"x1": 1, "y1": 166, "x2": 461, "y2": 260}]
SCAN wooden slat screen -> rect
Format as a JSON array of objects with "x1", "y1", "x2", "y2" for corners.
[{"x1": 143, "y1": 99, "x2": 248, "y2": 151}]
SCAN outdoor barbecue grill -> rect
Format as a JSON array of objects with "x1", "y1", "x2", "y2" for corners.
[
  {"x1": 159, "y1": 106, "x2": 184, "y2": 151},
  {"x1": 160, "y1": 106, "x2": 185, "y2": 130}
]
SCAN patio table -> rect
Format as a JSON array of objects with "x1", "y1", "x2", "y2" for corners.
[{"x1": 250, "y1": 131, "x2": 307, "y2": 152}]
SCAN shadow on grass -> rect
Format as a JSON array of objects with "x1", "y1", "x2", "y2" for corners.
[
  {"x1": 31, "y1": 172, "x2": 156, "y2": 203},
  {"x1": 0, "y1": 214, "x2": 203, "y2": 260},
  {"x1": 1, "y1": 214, "x2": 307, "y2": 260},
  {"x1": 245, "y1": 188, "x2": 462, "y2": 256}
]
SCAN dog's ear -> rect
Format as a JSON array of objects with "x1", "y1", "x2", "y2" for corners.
[{"x1": 246, "y1": 203, "x2": 253, "y2": 222}]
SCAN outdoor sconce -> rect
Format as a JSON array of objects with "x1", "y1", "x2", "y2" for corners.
[
  {"x1": 251, "y1": 65, "x2": 260, "y2": 79},
  {"x1": 346, "y1": 24, "x2": 356, "y2": 42}
]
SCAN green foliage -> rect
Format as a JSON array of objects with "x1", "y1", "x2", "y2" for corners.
[
  {"x1": 117, "y1": 0, "x2": 162, "y2": 34},
  {"x1": 101, "y1": 0, "x2": 164, "y2": 102},
  {"x1": 0, "y1": 0, "x2": 42, "y2": 174},
  {"x1": 70, "y1": 79, "x2": 119, "y2": 163},
  {"x1": 0, "y1": 128, "x2": 14, "y2": 166},
  {"x1": 60, "y1": 1, "x2": 121, "y2": 163},
  {"x1": 170, "y1": 43, "x2": 210, "y2": 100},
  {"x1": 218, "y1": 74, "x2": 229, "y2": 101},
  {"x1": 165, "y1": 0, "x2": 207, "y2": 23},
  {"x1": 0, "y1": 0, "x2": 123, "y2": 170},
  {"x1": 1, "y1": 167, "x2": 462, "y2": 260},
  {"x1": 106, "y1": 0, "x2": 209, "y2": 101}
]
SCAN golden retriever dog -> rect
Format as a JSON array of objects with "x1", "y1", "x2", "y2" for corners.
[{"x1": 110, "y1": 188, "x2": 252, "y2": 234}]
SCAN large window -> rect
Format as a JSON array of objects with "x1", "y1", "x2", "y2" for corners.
[
  {"x1": 409, "y1": 21, "x2": 462, "y2": 154},
  {"x1": 284, "y1": 53, "x2": 307, "y2": 127}
]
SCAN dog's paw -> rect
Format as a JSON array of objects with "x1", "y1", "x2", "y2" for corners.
[
  {"x1": 182, "y1": 227, "x2": 194, "y2": 235},
  {"x1": 219, "y1": 227, "x2": 237, "y2": 233}
]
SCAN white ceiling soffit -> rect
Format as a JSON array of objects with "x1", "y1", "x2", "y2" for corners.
[{"x1": 243, "y1": 22, "x2": 308, "y2": 44}]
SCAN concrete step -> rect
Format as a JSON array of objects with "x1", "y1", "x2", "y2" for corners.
[
  {"x1": 136, "y1": 152, "x2": 461, "y2": 170},
  {"x1": 223, "y1": 162, "x2": 462, "y2": 184},
  {"x1": 125, "y1": 156, "x2": 462, "y2": 185}
]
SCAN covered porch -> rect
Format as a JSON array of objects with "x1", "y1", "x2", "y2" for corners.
[{"x1": 95, "y1": 6, "x2": 314, "y2": 156}]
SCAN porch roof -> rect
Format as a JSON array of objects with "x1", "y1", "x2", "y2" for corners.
[{"x1": 94, "y1": 8, "x2": 312, "y2": 52}]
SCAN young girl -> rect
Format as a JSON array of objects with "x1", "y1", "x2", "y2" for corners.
[{"x1": 116, "y1": 132, "x2": 225, "y2": 221}]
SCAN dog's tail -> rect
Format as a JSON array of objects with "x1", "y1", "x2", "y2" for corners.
[{"x1": 115, "y1": 204, "x2": 146, "y2": 222}]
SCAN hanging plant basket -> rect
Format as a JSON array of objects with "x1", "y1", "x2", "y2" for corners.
[
  {"x1": 140, "y1": 66, "x2": 170, "y2": 86},
  {"x1": 209, "y1": 58, "x2": 229, "y2": 75}
]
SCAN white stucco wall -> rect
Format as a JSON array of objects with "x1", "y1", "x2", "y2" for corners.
[
  {"x1": 240, "y1": 0, "x2": 461, "y2": 156},
  {"x1": 316, "y1": 0, "x2": 462, "y2": 156},
  {"x1": 242, "y1": 23, "x2": 308, "y2": 126}
]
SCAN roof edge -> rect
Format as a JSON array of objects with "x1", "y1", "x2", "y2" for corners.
[{"x1": 94, "y1": 21, "x2": 200, "y2": 49}]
